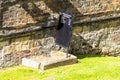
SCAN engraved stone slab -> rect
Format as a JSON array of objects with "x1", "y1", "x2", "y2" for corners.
[{"x1": 22, "y1": 51, "x2": 77, "y2": 70}]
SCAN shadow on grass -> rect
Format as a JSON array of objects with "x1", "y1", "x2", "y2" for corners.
[{"x1": 75, "y1": 54, "x2": 102, "y2": 60}]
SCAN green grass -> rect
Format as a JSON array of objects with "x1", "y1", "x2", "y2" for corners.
[{"x1": 0, "y1": 54, "x2": 120, "y2": 80}]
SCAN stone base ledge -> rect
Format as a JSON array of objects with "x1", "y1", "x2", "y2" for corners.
[{"x1": 22, "y1": 51, "x2": 77, "y2": 70}]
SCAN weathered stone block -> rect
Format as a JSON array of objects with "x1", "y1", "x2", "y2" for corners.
[
  {"x1": 22, "y1": 58, "x2": 40, "y2": 69},
  {"x1": 22, "y1": 51, "x2": 77, "y2": 70}
]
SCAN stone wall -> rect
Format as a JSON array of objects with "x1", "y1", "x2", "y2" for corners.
[
  {"x1": 72, "y1": 19, "x2": 120, "y2": 56},
  {"x1": 0, "y1": 0, "x2": 120, "y2": 29},
  {"x1": 0, "y1": 28, "x2": 56, "y2": 68},
  {"x1": 0, "y1": 0, "x2": 120, "y2": 68}
]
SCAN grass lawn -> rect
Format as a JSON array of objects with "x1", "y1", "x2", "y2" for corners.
[{"x1": 0, "y1": 54, "x2": 120, "y2": 80}]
